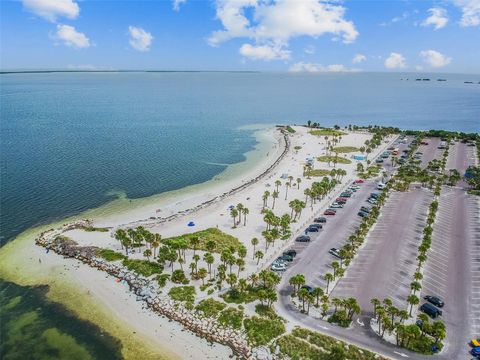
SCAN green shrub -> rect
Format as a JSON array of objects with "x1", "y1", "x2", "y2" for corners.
[
  {"x1": 221, "y1": 286, "x2": 260, "y2": 304},
  {"x1": 96, "y1": 248, "x2": 126, "y2": 262},
  {"x1": 218, "y1": 307, "x2": 244, "y2": 329},
  {"x1": 84, "y1": 226, "x2": 109, "y2": 232},
  {"x1": 255, "y1": 304, "x2": 277, "y2": 319},
  {"x1": 195, "y1": 298, "x2": 226, "y2": 318},
  {"x1": 122, "y1": 258, "x2": 163, "y2": 277},
  {"x1": 275, "y1": 335, "x2": 323, "y2": 360},
  {"x1": 327, "y1": 310, "x2": 351, "y2": 327},
  {"x1": 156, "y1": 274, "x2": 170, "y2": 288},
  {"x1": 244, "y1": 316, "x2": 285, "y2": 346},
  {"x1": 168, "y1": 286, "x2": 196, "y2": 303},
  {"x1": 286, "y1": 126, "x2": 296, "y2": 133},
  {"x1": 304, "y1": 169, "x2": 331, "y2": 177},
  {"x1": 171, "y1": 269, "x2": 189, "y2": 284}
]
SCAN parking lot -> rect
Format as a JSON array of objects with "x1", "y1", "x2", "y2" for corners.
[
  {"x1": 419, "y1": 138, "x2": 444, "y2": 167},
  {"x1": 331, "y1": 188, "x2": 433, "y2": 312}
]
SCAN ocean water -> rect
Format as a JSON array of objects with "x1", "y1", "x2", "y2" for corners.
[
  {"x1": 0, "y1": 71, "x2": 479, "y2": 359},
  {"x1": 1, "y1": 72, "x2": 479, "y2": 244}
]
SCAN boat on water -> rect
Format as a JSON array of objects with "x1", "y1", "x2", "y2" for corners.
[
  {"x1": 437, "y1": 79, "x2": 447, "y2": 81},
  {"x1": 422, "y1": 78, "x2": 430, "y2": 81},
  {"x1": 464, "y1": 81, "x2": 474, "y2": 84},
  {"x1": 415, "y1": 78, "x2": 421, "y2": 81}
]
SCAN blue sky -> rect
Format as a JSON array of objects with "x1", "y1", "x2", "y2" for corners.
[{"x1": 1, "y1": 0, "x2": 479, "y2": 73}]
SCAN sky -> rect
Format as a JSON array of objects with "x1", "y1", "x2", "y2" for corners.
[{"x1": 1, "y1": 0, "x2": 479, "y2": 73}]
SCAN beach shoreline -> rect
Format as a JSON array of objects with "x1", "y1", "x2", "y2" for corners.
[{"x1": 0, "y1": 125, "x2": 288, "y2": 360}]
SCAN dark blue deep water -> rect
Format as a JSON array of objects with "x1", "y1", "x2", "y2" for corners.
[{"x1": 1, "y1": 72, "x2": 479, "y2": 243}]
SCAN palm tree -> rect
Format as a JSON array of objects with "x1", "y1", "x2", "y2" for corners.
[
  {"x1": 284, "y1": 182, "x2": 291, "y2": 200},
  {"x1": 296, "y1": 177, "x2": 301, "y2": 189},
  {"x1": 365, "y1": 147, "x2": 372, "y2": 161},
  {"x1": 230, "y1": 208, "x2": 239, "y2": 228},
  {"x1": 226, "y1": 273, "x2": 237, "y2": 289},
  {"x1": 371, "y1": 298, "x2": 381, "y2": 318},
  {"x1": 331, "y1": 261, "x2": 340, "y2": 278},
  {"x1": 410, "y1": 281, "x2": 422, "y2": 295},
  {"x1": 203, "y1": 252, "x2": 214, "y2": 278},
  {"x1": 407, "y1": 294, "x2": 419, "y2": 316},
  {"x1": 272, "y1": 191, "x2": 279, "y2": 209},
  {"x1": 206, "y1": 240, "x2": 216, "y2": 253},
  {"x1": 190, "y1": 236, "x2": 200, "y2": 257},
  {"x1": 275, "y1": 180, "x2": 282, "y2": 192},
  {"x1": 254, "y1": 250, "x2": 264, "y2": 265},
  {"x1": 312, "y1": 287, "x2": 324, "y2": 307},
  {"x1": 143, "y1": 248, "x2": 152, "y2": 261},
  {"x1": 297, "y1": 288, "x2": 309, "y2": 312},
  {"x1": 251, "y1": 238, "x2": 259, "y2": 259},
  {"x1": 242, "y1": 207, "x2": 249, "y2": 226},
  {"x1": 324, "y1": 273, "x2": 334, "y2": 293},
  {"x1": 151, "y1": 233, "x2": 161, "y2": 258},
  {"x1": 413, "y1": 271, "x2": 423, "y2": 281},
  {"x1": 432, "y1": 320, "x2": 446, "y2": 345},
  {"x1": 236, "y1": 258, "x2": 245, "y2": 276},
  {"x1": 262, "y1": 191, "x2": 270, "y2": 209},
  {"x1": 198, "y1": 268, "x2": 208, "y2": 285}
]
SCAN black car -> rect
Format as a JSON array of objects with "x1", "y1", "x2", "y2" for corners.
[
  {"x1": 420, "y1": 303, "x2": 442, "y2": 318},
  {"x1": 296, "y1": 235, "x2": 311, "y2": 242},
  {"x1": 370, "y1": 193, "x2": 380, "y2": 199},
  {"x1": 277, "y1": 254, "x2": 294, "y2": 262},
  {"x1": 424, "y1": 295, "x2": 444, "y2": 308},
  {"x1": 283, "y1": 249, "x2": 297, "y2": 258},
  {"x1": 360, "y1": 206, "x2": 371, "y2": 213},
  {"x1": 340, "y1": 192, "x2": 352, "y2": 198},
  {"x1": 314, "y1": 217, "x2": 327, "y2": 223},
  {"x1": 309, "y1": 223, "x2": 323, "y2": 229},
  {"x1": 358, "y1": 211, "x2": 368, "y2": 218},
  {"x1": 306, "y1": 226, "x2": 320, "y2": 233}
]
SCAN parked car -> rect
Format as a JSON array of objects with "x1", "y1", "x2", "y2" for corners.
[
  {"x1": 271, "y1": 262, "x2": 286, "y2": 271},
  {"x1": 360, "y1": 206, "x2": 371, "y2": 213},
  {"x1": 330, "y1": 202, "x2": 344, "y2": 208},
  {"x1": 309, "y1": 223, "x2": 323, "y2": 230},
  {"x1": 420, "y1": 302, "x2": 442, "y2": 318},
  {"x1": 314, "y1": 217, "x2": 327, "y2": 223},
  {"x1": 358, "y1": 211, "x2": 368, "y2": 217},
  {"x1": 377, "y1": 182, "x2": 386, "y2": 190},
  {"x1": 354, "y1": 179, "x2": 364, "y2": 184},
  {"x1": 306, "y1": 225, "x2": 320, "y2": 232},
  {"x1": 375, "y1": 158, "x2": 384, "y2": 163},
  {"x1": 324, "y1": 209, "x2": 337, "y2": 215},
  {"x1": 283, "y1": 249, "x2": 297, "y2": 258},
  {"x1": 340, "y1": 192, "x2": 352, "y2": 198},
  {"x1": 367, "y1": 198, "x2": 378, "y2": 205},
  {"x1": 348, "y1": 187, "x2": 358, "y2": 192},
  {"x1": 296, "y1": 235, "x2": 311, "y2": 242},
  {"x1": 424, "y1": 295, "x2": 444, "y2": 308},
  {"x1": 329, "y1": 248, "x2": 343, "y2": 259},
  {"x1": 421, "y1": 141, "x2": 429, "y2": 145},
  {"x1": 470, "y1": 339, "x2": 480, "y2": 347},
  {"x1": 336, "y1": 197, "x2": 348, "y2": 202},
  {"x1": 277, "y1": 254, "x2": 293, "y2": 263},
  {"x1": 301, "y1": 285, "x2": 314, "y2": 294},
  {"x1": 370, "y1": 193, "x2": 380, "y2": 199},
  {"x1": 471, "y1": 347, "x2": 480, "y2": 357}
]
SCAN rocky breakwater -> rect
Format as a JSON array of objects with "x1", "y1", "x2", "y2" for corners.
[{"x1": 35, "y1": 221, "x2": 252, "y2": 358}]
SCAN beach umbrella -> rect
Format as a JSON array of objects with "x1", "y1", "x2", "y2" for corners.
[{"x1": 187, "y1": 221, "x2": 195, "y2": 227}]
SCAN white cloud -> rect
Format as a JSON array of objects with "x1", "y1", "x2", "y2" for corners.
[
  {"x1": 289, "y1": 62, "x2": 359, "y2": 73},
  {"x1": 453, "y1": 0, "x2": 480, "y2": 26},
  {"x1": 384, "y1": 52, "x2": 406, "y2": 69},
  {"x1": 380, "y1": 11, "x2": 409, "y2": 26},
  {"x1": 352, "y1": 54, "x2": 366, "y2": 63},
  {"x1": 173, "y1": 0, "x2": 187, "y2": 11},
  {"x1": 22, "y1": 0, "x2": 79, "y2": 22},
  {"x1": 55, "y1": 24, "x2": 90, "y2": 48},
  {"x1": 420, "y1": 50, "x2": 452, "y2": 68},
  {"x1": 128, "y1": 26, "x2": 153, "y2": 52},
  {"x1": 422, "y1": 7, "x2": 448, "y2": 30},
  {"x1": 209, "y1": 0, "x2": 358, "y2": 61},
  {"x1": 304, "y1": 45, "x2": 315, "y2": 54},
  {"x1": 239, "y1": 43, "x2": 290, "y2": 60}
]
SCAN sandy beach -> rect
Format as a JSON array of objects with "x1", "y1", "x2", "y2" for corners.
[{"x1": 0, "y1": 125, "x2": 397, "y2": 359}]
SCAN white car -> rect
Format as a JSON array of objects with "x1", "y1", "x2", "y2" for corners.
[
  {"x1": 271, "y1": 262, "x2": 287, "y2": 271},
  {"x1": 377, "y1": 182, "x2": 386, "y2": 190},
  {"x1": 330, "y1": 202, "x2": 344, "y2": 208}
]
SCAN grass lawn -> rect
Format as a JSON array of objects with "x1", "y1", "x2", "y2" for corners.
[
  {"x1": 218, "y1": 307, "x2": 244, "y2": 329},
  {"x1": 96, "y1": 248, "x2": 126, "y2": 262},
  {"x1": 317, "y1": 156, "x2": 352, "y2": 164},
  {"x1": 309, "y1": 129, "x2": 346, "y2": 136},
  {"x1": 359, "y1": 165, "x2": 381, "y2": 179},
  {"x1": 84, "y1": 226, "x2": 109, "y2": 232},
  {"x1": 305, "y1": 169, "x2": 330, "y2": 177},
  {"x1": 162, "y1": 228, "x2": 242, "y2": 253},
  {"x1": 332, "y1": 146, "x2": 359, "y2": 153},
  {"x1": 220, "y1": 286, "x2": 261, "y2": 304},
  {"x1": 195, "y1": 298, "x2": 226, "y2": 318}
]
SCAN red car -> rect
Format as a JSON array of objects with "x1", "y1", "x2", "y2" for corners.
[
  {"x1": 324, "y1": 209, "x2": 337, "y2": 215},
  {"x1": 421, "y1": 141, "x2": 429, "y2": 145},
  {"x1": 336, "y1": 197, "x2": 348, "y2": 202},
  {"x1": 355, "y1": 179, "x2": 364, "y2": 184}
]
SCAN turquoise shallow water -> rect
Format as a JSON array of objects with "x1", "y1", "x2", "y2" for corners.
[{"x1": 1, "y1": 71, "x2": 479, "y2": 244}]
